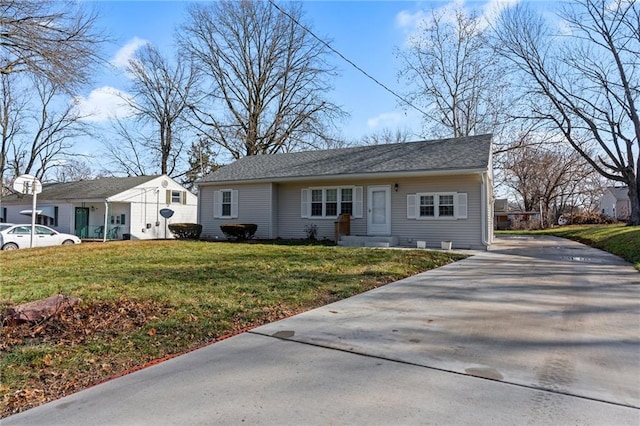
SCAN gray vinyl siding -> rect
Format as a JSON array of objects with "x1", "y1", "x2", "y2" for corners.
[
  {"x1": 280, "y1": 175, "x2": 483, "y2": 248},
  {"x1": 390, "y1": 174, "x2": 484, "y2": 249},
  {"x1": 277, "y1": 180, "x2": 367, "y2": 241},
  {"x1": 199, "y1": 173, "x2": 487, "y2": 248},
  {"x1": 270, "y1": 184, "x2": 279, "y2": 238},
  {"x1": 199, "y1": 183, "x2": 274, "y2": 240}
]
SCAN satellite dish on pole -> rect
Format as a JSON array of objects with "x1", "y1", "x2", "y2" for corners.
[
  {"x1": 159, "y1": 208, "x2": 174, "y2": 239},
  {"x1": 13, "y1": 174, "x2": 42, "y2": 195},
  {"x1": 13, "y1": 174, "x2": 42, "y2": 248},
  {"x1": 159, "y1": 208, "x2": 174, "y2": 219}
]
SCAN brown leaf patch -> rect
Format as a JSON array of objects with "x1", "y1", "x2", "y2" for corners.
[{"x1": 1, "y1": 297, "x2": 172, "y2": 418}]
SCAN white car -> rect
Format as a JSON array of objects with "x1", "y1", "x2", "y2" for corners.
[{"x1": 0, "y1": 224, "x2": 82, "y2": 250}]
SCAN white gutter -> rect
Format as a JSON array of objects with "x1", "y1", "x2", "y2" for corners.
[{"x1": 481, "y1": 171, "x2": 489, "y2": 248}]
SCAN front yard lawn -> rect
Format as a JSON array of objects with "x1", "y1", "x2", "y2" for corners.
[{"x1": 0, "y1": 240, "x2": 464, "y2": 417}]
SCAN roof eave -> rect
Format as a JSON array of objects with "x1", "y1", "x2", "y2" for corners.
[{"x1": 197, "y1": 167, "x2": 489, "y2": 186}]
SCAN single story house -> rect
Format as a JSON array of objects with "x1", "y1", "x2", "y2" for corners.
[
  {"x1": 197, "y1": 134, "x2": 494, "y2": 250},
  {"x1": 600, "y1": 186, "x2": 631, "y2": 220},
  {"x1": 1, "y1": 175, "x2": 197, "y2": 240}
]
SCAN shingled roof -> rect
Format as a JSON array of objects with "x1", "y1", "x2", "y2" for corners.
[
  {"x1": 3, "y1": 175, "x2": 160, "y2": 202},
  {"x1": 199, "y1": 134, "x2": 492, "y2": 184}
]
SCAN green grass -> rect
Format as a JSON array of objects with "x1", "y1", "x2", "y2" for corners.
[
  {"x1": 0, "y1": 240, "x2": 464, "y2": 416},
  {"x1": 497, "y1": 224, "x2": 640, "y2": 270}
]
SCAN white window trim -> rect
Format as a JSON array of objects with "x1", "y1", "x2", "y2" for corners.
[
  {"x1": 214, "y1": 189, "x2": 238, "y2": 219},
  {"x1": 301, "y1": 186, "x2": 363, "y2": 219},
  {"x1": 408, "y1": 192, "x2": 468, "y2": 220}
]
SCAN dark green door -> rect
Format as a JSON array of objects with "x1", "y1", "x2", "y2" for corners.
[{"x1": 75, "y1": 207, "x2": 89, "y2": 238}]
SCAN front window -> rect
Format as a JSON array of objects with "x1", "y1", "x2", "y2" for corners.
[
  {"x1": 341, "y1": 188, "x2": 353, "y2": 215},
  {"x1": 416, "y1": 192, "x2": 457, "y2": 219},
  {"x1": 419, "y1": 195, "x2": 435, "y2": 217},
  {"x1": 222, "y1": 190, "x2": 232, "y2": 217},
  {"x1": 326, "y1": 189, "x2": 338, "y2": 216},
  {"x1": 439, "y1": 195, "x2": 454, "y2": 217},
  {"x1": 308, "y1": 187, "x2": 356, "y2": 218},
  {"x1": 171, "y1": 190, "x2": 182, "y2": 204},
  {"x1": 311, "y1": 189, "x2": 323, "y2": 217}
]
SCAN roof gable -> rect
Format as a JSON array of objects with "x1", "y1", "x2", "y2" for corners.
[
  {"x1": 606, "y1": 186, "x2": 629, "y2": 201},
  {"x1": 200, "y1": 134, "x2": 492, "y2": 184}
]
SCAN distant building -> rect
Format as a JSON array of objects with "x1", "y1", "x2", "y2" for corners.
[
  {"x1": 494, "y1": 198, "x2": 540, "y2": 230},
  {"x1": 600, "y1": 186, "x2": 630, "y2": 220},
  {"x1": 1, "y1": 175, "x2": 197, "y2": 240}
]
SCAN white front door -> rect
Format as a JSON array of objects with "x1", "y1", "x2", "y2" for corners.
[{"x1": 367, "y1": 186, "x2": 391, "y2": 235}]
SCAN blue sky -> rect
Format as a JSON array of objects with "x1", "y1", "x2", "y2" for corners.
[{"x1": 75, "y1": 0, "x2": 527, "y2": 147}]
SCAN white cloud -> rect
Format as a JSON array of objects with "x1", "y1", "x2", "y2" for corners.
[
  {"x1": 395, "y1": 9, "x2": 428, "y2": 30},
  {"x1": 481, "y1": 0, "x2": 521, "y2": 28},
  {"x1": 73, "y1": 86, "x2": 135, "y2": 123},
  {"x1": 110, "y1": 37, "x2": 148, "y2": 69},
  {"x1": 367, "y1": 112, "x2": 406, "y2": 129},
  {"x1": 396, "y1": 0, "x2": 522, "y2": 41}
]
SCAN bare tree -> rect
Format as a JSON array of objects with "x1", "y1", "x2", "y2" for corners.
[
  {"x1": 360, "y1": 128, "x2": 413, "y2": 145},
  {"x1": 51, "y1": 158, "x2": 93, "y2": 182},
  {"x1": 0, "y1": 0, "x2": 105, "y2": 91},
  {"x1": 493, "y1": 0, "x2": 640, "y2": 225},
  {"x1": 7, "y1": 75, "x2": 88, "y2": 180},
  {"x1": 396, "y1": 6, "x2": 512, "y2": 144},
  {"x1": 113, "y1": 43, "x2": 198, "y2": 176},
  {"x1": 178, "y1": 0, "x2": 346, "y2": 160},
  {"x1": 102, "y1": 117, "x2": 150, "y2": 177},
  {"x1": 502, "y1": 138, "x2": 600, "y2": 226},
  {"x1": 0, "y1": 72, "x2": 26, "y2": 194}
]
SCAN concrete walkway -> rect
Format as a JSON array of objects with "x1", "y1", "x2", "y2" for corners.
[{"x1": 4, "y1": 236, "x2": 640, "y2": 425}]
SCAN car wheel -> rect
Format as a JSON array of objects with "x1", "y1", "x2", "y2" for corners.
[
  {"x1": 62, "y1": 239, "x2": 75, "y2": 246},
  {"x1": 2, "y1": 242, "x2": 19, "y2": 250}
]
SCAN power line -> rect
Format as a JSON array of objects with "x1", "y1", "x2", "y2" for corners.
[{"x1": 267, "y1": 0, "x2": 429, "y2": 119}]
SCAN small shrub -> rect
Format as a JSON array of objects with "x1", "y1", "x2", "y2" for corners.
[
  {"x1": 561, "y1": 212, "x2": 619, "y2": 225},
  {"x1": 304, "y1": 224, "x2": 318, "y2": 241},
  {"x1": 510, "y1": 217, "x2": 541, "y2": 231},
  {"x1": 220, "y1": 224, "x2": 258, "y2": 241},
  {"x1": 168, "y1": 223, "x2": 203, "y2": 240}
]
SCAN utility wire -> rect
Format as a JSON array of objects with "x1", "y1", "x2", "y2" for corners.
[{"x1": 267, "y1": 0, "x2": 429, "y2": 119}]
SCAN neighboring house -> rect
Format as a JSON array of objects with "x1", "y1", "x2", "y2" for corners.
[
  {"x1": 600, "y1": 186, "x2": 631, "y2": 220},
  {"x1": 197, "y1": 134, "x2": 494, "y2": 250},
  {"x1": 494, "y1": 198, "x2": 510, "y2": 230},
  {"x1": 493, "y1": 198, "x2": 540, "y2": 230},
  {"x1": 1, "y1": 175, "x2": 197, "y2": 240}
]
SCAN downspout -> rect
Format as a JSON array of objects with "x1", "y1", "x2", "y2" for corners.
[
  {"x1": 103, "y1": 200, "x2": 109, "y2": 242},
  {"x1": 481, "y1": 172, "x2": 489, "y2": 248}
]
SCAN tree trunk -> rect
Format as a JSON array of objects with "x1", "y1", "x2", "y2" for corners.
[{"x1": 629, "y1": 170, "x2": 640, "y2": 226}]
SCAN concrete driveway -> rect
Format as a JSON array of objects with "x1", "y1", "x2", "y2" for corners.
[{"x1": 4, "y1": 236, "x2": 639, "y2": 425}]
